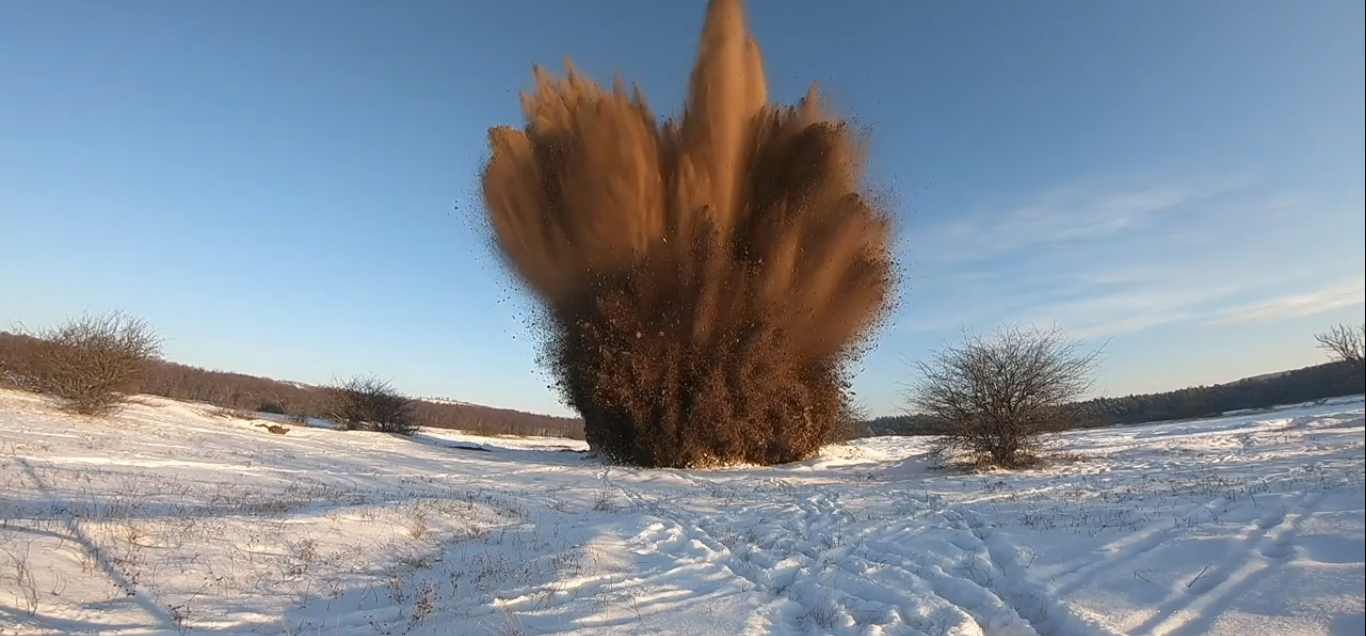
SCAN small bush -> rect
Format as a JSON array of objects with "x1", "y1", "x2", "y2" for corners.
[
  {"x1": 906, "y1": 325, "x2": 1101, "y2": 469},
  {"x1": 323, "y1": 375, "x2": 418, "y2": 435},
  {"x1": 210, "y1": 406, "x2": 256, "y2": 420},
  {"x1": 824, "y1": 397, "x2": 872, "y2": 445},
  {"x1": 3, "y1": 311, "x2": 162, "y2": 415},
  {"x1": 1315, "y1": 323, "x2": 1365, "y2": 381}
]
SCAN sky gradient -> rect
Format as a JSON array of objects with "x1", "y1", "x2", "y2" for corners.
[{"x1": 3, "y1": 0, "x2": 1363, "y2": 417}]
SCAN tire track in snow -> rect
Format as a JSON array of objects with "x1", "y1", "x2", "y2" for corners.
[
  {"x1": 951, "y1": 508, "x2": 1125, "y2": 636},
  {"x1": 1126, "y1": 491, "x2": 1329, "y2": 636},
  {"x1": 1048, "y1": 523, "x2": 1183, "y2": 598},
  {"x1": 601, "y1": 468, "x2": 1122, "y2": 635}
]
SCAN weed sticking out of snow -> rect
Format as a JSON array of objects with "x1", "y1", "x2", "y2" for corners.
[{"x1": 1, "y1": 388, "x2": 1363, "y2": 635}]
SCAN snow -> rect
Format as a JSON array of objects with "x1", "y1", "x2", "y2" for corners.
[{"x1": 1, "y1": 388, "x2": 1362, "y2": 636}]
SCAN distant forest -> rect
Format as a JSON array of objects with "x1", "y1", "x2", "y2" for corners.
[
  {"x1": 0, "y1": 331, "x2": 584, "y2": 439},
  {"x1": 868, "y1": 360, "x2": 1364, "y2": 436},
  {"x1": 4, "y1": 330, "x2": 1361, "y2": 440}
]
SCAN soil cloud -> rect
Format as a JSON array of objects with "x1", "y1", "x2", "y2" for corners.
[{"x1": 480, "y1": 0, "x2": 897, "y2": 467}]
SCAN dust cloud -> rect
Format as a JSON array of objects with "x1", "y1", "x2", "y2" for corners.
[{"x1": 480, "y1": 0, "x2": 897, "y2": 467}]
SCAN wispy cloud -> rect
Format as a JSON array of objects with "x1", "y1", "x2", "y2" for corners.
[
  {"x1": 1210, "y1": 279, "x2": 1366, "y2": 326},
  {"x1": 1019, "y1": 279, "x2": 1251, "y2": 338},
  {"x1": 908, "y1": 177, "x2": 1246, "y2": 264},
  {"x1": 902, "y1": 265, "x2": 1253, "y2": 338},
  {"x1": 898, "y1": 177, "x2": 1365, "y2": 341}
]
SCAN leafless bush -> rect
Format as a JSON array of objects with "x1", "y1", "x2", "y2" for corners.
[
  {"x1": 907, "y1": 325, "x2": 1101, "y2": 469},
  {"x1": 1, "y1": 311, "x2": 162, "y2": 415},
  {"x1": 322, "y1": 375, "x2": 418, "y2": 435},
  {"x1": 210, "y1": 405, "x2": 256, "y2": 420},
  {"x1": 1315, "y1": 323, "x2": 1364, "y2": 379},
  {"x1": 825, "y1": 397, "x2": 872, "y2": 444}
]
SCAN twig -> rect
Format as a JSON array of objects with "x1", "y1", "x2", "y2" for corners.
[{"x1": 1187, "y1": 563, "x2": 1212, "y2": 588}]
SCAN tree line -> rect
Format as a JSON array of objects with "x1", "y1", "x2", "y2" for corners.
[
  {"x1": 872, "y1": 356, "x2": 1362, "y2": 438},
  {"x1": 0, "y1": 325, "x2": 584, "y2": 438},
  {"x1": 4, "y1": 313, "x2": 1361, "y2": 465}
]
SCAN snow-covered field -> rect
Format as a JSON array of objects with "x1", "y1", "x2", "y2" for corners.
[{"x1": 1, "y1": 389, "x2": 1362, "y2": 636}]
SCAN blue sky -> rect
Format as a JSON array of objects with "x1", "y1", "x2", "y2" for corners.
[{"x1": 2, "y1": 1, "x2": 1362, "y2": 417}]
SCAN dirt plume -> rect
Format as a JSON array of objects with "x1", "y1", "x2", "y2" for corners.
[{"x1": 479, "y1": 0, "x2": 897, "y2": 467}]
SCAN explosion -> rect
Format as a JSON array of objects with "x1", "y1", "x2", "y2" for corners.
[{"x1": 479, "y1": 0, "x2": 897, "y2": 467}]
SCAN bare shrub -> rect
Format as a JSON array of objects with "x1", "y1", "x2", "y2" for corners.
[
  {"x1": 210, "y1": 406, "x2": 255, "y2": 420},
  {"x1": 2, "y1": 311, "x2": 162, "y2": 415},
  {"x1": 1314, "y1": 323, "x2": 1364, "y2": 379},
  {"x1": 322, "y1": 375, "x2": 418, "y2": 435},
  {"x1": 478, "y1": 0, "x2": 897, "y2": 467},
  {"x1": 825, "y1": 397, "x2": 872, "y2": 444},
  {"x1": 907, "y1": 325, "x2": 1101, "y2": 469},
  {"x1": 0, "y1": 330, "x2": 47, "y2": 390}
]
